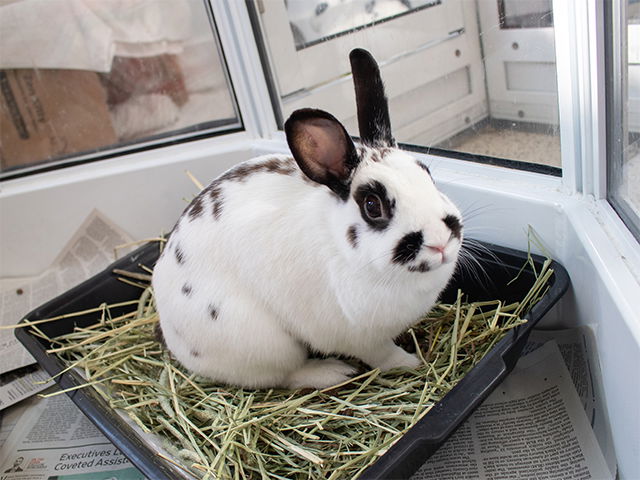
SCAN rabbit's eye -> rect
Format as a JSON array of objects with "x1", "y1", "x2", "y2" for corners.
[
  {"x1": 364, "y1": 194, "x2": 382, "y2": 219},
  {"x1": 354, "y1": 181, "x2": 394, "y2": 230}
]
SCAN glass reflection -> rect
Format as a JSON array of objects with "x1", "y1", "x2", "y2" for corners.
[{"x1": 286, "y1": 0, "x2": 440, "y2": 49}]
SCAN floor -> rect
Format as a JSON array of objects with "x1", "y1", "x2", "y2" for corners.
[
  {"x1": 437, "y1": 121, "x2": 562, "y2": 168},
  {"x1": 439, "y1": 121, "x2": 639, "y2": 223}
]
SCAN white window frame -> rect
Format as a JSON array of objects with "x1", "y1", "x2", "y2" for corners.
[{"x1": 0, "y1": 0, "x2": 638, "y2": 478}]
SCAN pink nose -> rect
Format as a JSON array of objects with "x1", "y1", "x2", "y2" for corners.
[{"x1": 427, "y1": 245, "x2": 446, "y2": 254}]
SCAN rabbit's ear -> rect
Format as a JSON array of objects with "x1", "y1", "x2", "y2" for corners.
[
  {"x1": 349, "y1": 48, "x2": 395, "y2": 147},
  {"x1": 285, "y1": 108, "x2": 359, "y2": 200}
]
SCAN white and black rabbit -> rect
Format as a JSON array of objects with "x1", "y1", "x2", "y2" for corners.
[{"x1": 152, "y1": 48, "x2": 463, "y2": 389}]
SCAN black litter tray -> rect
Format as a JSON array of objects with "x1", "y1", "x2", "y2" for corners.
[{"x1": 15, "y1": 240, "x2": 569, "y2": 480}]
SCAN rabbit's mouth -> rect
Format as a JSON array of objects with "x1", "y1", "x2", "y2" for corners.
[{"x1": 408, "y1": 261, "x2": 432, "y2": 273}]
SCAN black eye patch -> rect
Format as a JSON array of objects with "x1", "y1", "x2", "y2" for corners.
[
  {"x1": 443, "y1": 215, "x2": 463, "y2": 239},
  {"x1": 353, "y1": 181, "x2": 395, "y2": 231}
]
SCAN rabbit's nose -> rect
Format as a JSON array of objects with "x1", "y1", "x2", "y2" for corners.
[{"x1": 426, "y1": 244, "x2": 446, "y2": 255}]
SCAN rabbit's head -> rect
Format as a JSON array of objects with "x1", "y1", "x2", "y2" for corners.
[{"x1": 285, "y1": 49, "x2": 462, "y2": 278}]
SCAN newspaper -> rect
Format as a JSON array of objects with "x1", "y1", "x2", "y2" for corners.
[
  {"x1": 0, "y1": 391, "x2": 145, "y2": 480},
  {"x1": 0, "y1": 366, "x2": 53, "y2": 412},
  {"x1": 0, "y1": 400, "x2": 23, "y2": 451},
  {"x1": 0, "y1": 210, "x2": 134, "y2": 408},
  {"x1": 526, "y1": 327, "x2": 616, "y2": 477},
  {"x1": 413, "y1": 339, "x2": 614, "y2": 480}
]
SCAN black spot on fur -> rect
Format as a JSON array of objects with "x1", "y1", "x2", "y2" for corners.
[
  {"x1": 207, "y1": 182, "x2": 223, "y2": 219},
  {"x1": 376, "y1": 147, "x2": 393, "y2": 161},
  {"x1": 409, "y1": 261, "x2": 430, "y2": 273},
  {"x1": 221, "y1": 158, "x2": 296, "y2": 183},
  {"x1": 416, "y1": 160, "x2": 432, "y2": 177},
  {"x1": 264, "y1": 158, "x2": 297, "y2": 175},
  {"x1": 347, "y1": 225, "x2": 358, "y2": 248},
  {"x1": 393, "y1": 231, "x2": 423, "y2": 264},
  {"x1": 361, "y1": 146, "x2": 393, "y2": 163},
  {"x1": 212, "y1": 201, "x2": 223, "y2": 219},
  {"x1": 208, "y1": 182, "x2": 222, "y2": 199},
  {"x1": 188, "y1": 196, "x2": 204, "y2": 220},
  {"x1": 181, "y1": 284, "x2": 192, "y2": 296},
  {"x1": 174, "y1": 244, "x2": 185, "y2": 265},
  {"x1": 209, "y1": 305, "x2": 218, "y2": 321},
  {"x1": 443, "y1": 215, "x2": 463, "y2": 239},
  {"x1": 354, "y1": 181, "x2": 395, "y2": 231},
  {"x1": 194, "y1": 158, "x2": 297, "y2": 220},
  {"x1": 220, "y1": 163, "x2": 258, "y2": 182}
]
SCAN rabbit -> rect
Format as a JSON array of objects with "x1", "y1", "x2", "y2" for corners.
[{"x1": 151, "y1": 48, "x2": 463, "y2": 389}]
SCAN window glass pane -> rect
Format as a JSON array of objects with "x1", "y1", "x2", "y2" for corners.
[
  {"x1": 608, "y1": 0, "x2": 640, "y2": 240},
  {"x1": 256, "y1": 0, "x2": 561, "y2": 172},
  {"x1": 499, "y1": 0, "x2": 553, "y2": 29},
  {"x1": 0, "y1": 0, "x2": 240, "y2": 177},
  {"x1": 287, "y1": 0, "x2": 441, "y2": 49}
]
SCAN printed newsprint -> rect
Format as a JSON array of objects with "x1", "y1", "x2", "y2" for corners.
[
  {"x1": 526, "y1": 327, "x2": 617, "y2": 477},
  {"x1": 0, "y1": 210, "x2": 134, "y2": 409},
  {"x1": 0, "y1": 391, "x2": 145, "y2": 480},
  {"x1": 0, "y1": 397, "x2": 23, "y2": 450},
  {"x1": 0, "y1": 366, "x2": 53, "y2": 412},
  {"x1": 413, "y1": 337, "x2": 615, "y2": 480}
]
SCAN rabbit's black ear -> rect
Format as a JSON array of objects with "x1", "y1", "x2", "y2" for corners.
[
  {"x1": 285, "y1": 108, "x2": 359, "y2": 200},
  {"x1": 349, "y1": 48, "x2": 395, "y2": 147}
]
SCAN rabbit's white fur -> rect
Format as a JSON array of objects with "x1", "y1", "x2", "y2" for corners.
[
  {"x1": 153, "y1": 48, "x2": 463, "y2": 389},
  {"x1": 152, "y1": 148, "x2": 462, "y2": 389}
]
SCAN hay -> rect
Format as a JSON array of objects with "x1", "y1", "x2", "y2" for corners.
[{"x1": 24, "y1": 254, "x2": 553, "y2": 480}]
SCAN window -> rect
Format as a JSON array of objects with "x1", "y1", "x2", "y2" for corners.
[
  {"x1": 252, "y1": 0, "x2": 561, "y2": 173},
  {"x1": 287, "y1": 0, "x2": 441, "y2": 49},
  {"x1": 0, "y1": 0, "x2": 240, "y2": 179},
  {"x1": 607, "y1": 0, "x2": 640, "y2": 240},
  {"x1": 499, "y1": 0, "x2": 553, "y2": 29}
]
